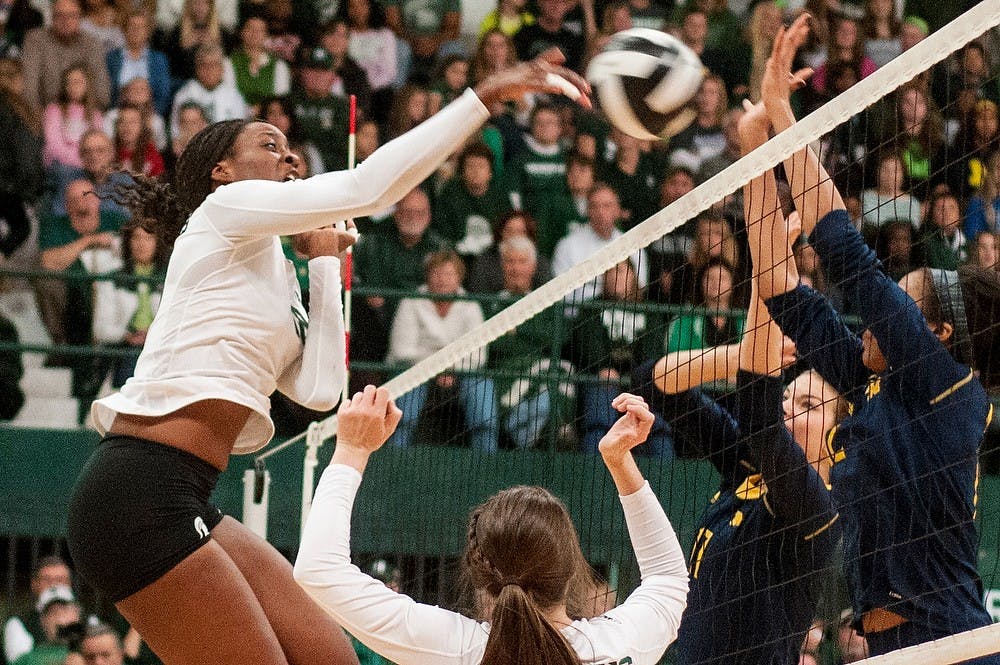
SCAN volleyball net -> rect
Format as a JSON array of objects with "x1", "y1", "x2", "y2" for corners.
[{"x1": 251, "y1": 2, "x2": 1000, "y2": 663}]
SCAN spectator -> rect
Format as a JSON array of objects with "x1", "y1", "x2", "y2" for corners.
[
  {"x1": 899, "y1": 15, "x2": 928, "y2": 53},
  {"x1": 154, "y1": 0, "x2": 232, "y2": 87},
  {"x1": 649, "y1": 166, "x2": 697, "y2": 260},
  {"x1": 875, "y1": 219, "x2": 922, "y2": 282},
  {"x1": 922, "y1": 189, "x2": 967, "y2": 269},
  {"x1": 471, "y1": 28, "x2": 517, "y2": 86},
  {"x1": 433, "y1": 141, "x2": 509, "y2": 257},
  {"x1": 862, "y1": 0, "x2": 902, "y2": 67},
  {"x1": 387, "y1": 250, "x2": 498, "y2": 451},
  {"x1": 386, "y1": 82, "x2": 429, "y2": 139},
  {"x1": 676, "y1": 0, "x2": 741, "y2": 53},
  {"x1": 20, "y1": 0, "x2": 110, "y2": 111},
  {"x1": 79, "y1": 0, "x2": 124, "y2": 54},
  {"x1": 77, "y1": 623, "x2": 125, "y2": 665},
  {"x1": 681, "y1": 7, "x2": 748, "y2": 100},
  {"x1": 600, "y1": 128, "x2": 659, "y2": 230},
  {"x1": 950, "y1": 99, "x2": 1000, "y2": 198},
  {"x1": 50, "y1": 129, "x2": 131, "y2": 222},
  {"x1": 165, "y1": 100, "x2": 207, "y2": 172},
  {"x1": 290, "y1": 45, "x2": 351, "y2": 171},
  {"x1": 532, "y1": 150, "x2": 592, "y2": 257},
  {"x1": 428, "y1": 53, "x2": 468, "y2": 114},
  {"x1": 226, "y1": 14, "x2": 291, "y2": 111},
  {"x1": 965, "y1": 150, "x2": 1000, "y2": 240},
  {"x1": 514, "y1": 0, "x2": 584, "y2": 73},
  {"x1": 572, "y1": 259, "x2": 672, "y2": 456},
  {"x1": 668, "y1": 74, "x2": 726, "y2": 176},
  {"x1": 3, "y1": 557, "x2": 72, "y2": 664},
  {"x1": 0, "y1": 57, "x2": 44, "y2": 258},
  {"x1": 339, "y1": 0, "x2": 397, "y2": 125},
  {"x1": 384, "y1": 0, "x2": 462, "y2": 83},
  {"x1": 665, "y1": 257, "x2": 744, "y2": 352},
  {"x1": 170, "y1": 44, "x2": 248, "y2": 139},
  {"x1": 860, "y1": 153, "x2": 921, "y2": 229},
  {"x1": 257, "y1": 0, "x2": 309, "y2": 65},
  {"x1": 509, "y1": 104, "x2": 567, "y2": 222},
  {"x1": 103, "y1": 77, "x2": 168, "y2": 152},
  {"x1": 486, "y1": 235, "x2": 574, "y2": 449},
  {"x1": 0, "y1": 310, "x2": 24, "y2": 420},
  {"x1": 155, "y1": 0, "x2": 238, "y2": 35},
  {"x1": 92, "y1": 224, "x2": 167, "y2": 391},
  {"x1": 969, "y1": 229, "x2": 1000, "y2": 271},
  {"x1": 552, "y1": 184, "x2": 649, "y2": 304},
  {"x1": 42, "y1": 63, "x2": 104, "y2": 171},
  {"x1": 113, "y1": 104, "x2": 164, "y2": 177},
  {"x1": 584, "y1": 1, "x2": 633, "y2": 70},
  {"x1": 889, "y1": 83, "x2": 946, "y2": 199},
  {"x1": 0, "y1": 0, "x2": 43, "y2": 57},
  {"x1": 810, "y1": 14, "x2": 877, "y2": 99},
  {"x1": 10, "y1": 587, "x2": 81, "y2": 665},
  {"x1": 479, "y1": 0, "x2": 534, "y2": 38},
  {"x1": 106, "y1": 12, "x2": 171, "y2": 118},
  {"x1": 36, "y1": 178, "x2": 122, "y2": 379},
  {"x1": 260, "y1": 95, "x2": 325, "y2": 176},
  {"x1": 354, "y1": 187, "x2": 449, "y2": 326},
  {"x1": 318, "y1": 18, "x2": 373, "y2": 115},
  {"x1": 468, "y1": 209, "x2": 554, "y2": 292}
]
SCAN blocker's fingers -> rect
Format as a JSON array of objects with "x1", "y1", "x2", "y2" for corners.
[
  {"x1": 545, "y1": 72, "x2": 581, "y2": 101},
  {"x1": 743, "y1": 98, "x2": 754, "y2": 112}
]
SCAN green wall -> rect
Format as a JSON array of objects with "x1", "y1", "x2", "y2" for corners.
[{"x1": 2, "y1": 427, "x2": 999, "y2": 591}]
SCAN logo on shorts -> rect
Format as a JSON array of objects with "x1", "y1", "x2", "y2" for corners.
[{"x1": 194, "y1": 516, "x2": 209, "y2": 539}]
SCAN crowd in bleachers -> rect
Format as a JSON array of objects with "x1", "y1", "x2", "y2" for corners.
[{"x1": 0, "y1": 0, "x2": 998, "y2": 456}]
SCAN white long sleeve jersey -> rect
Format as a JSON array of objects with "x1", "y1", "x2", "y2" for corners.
[
  {"x1": 294, "y1": 465, "x2": 689, "y2": 665},
  {"x1": 92, "y1": 89, "x2": 490, "y2": 454}
]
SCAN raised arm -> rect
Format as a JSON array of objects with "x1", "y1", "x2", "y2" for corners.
[
  {"x1": 597, "y1": 394, "x2": 689, "y2": 663},
  {"x1": 295, "y1": 387, "x2": 489, "y2": 665},
  {"x1": 762, "y1": 14, "x2": 843, "y2": 239},
  {"x1": 208, "y1": 50, "x2": 590, "y2": 239}
]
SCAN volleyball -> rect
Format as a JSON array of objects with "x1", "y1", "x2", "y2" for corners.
[{"x1": 586, "y1": 28, "x2": 704, "y2": 141}]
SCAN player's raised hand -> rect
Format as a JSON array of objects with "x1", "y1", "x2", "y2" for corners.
[
  {"x1": 336, "y1": 385, "x2": 403, "y2": 459},
  {"x1": 599, "y1": 393, "x2": 655, "y2": 462},
  {"x1": 474, "y1": 47, "x2": 592, "y2": 109},
  {"x1": 762, "y1": 13, "x2": 813, "y2": 116}
]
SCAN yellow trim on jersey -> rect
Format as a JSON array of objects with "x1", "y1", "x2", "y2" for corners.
[
  {"x1": 735, "y1": 474, "x2": 767, "y2": 501},
  {"x1": 929, "y1": 369, "x2": 974, "y2": 405},
  {"x1": 985, "y1": 403, "x2": 994, "y2": 433},
  {"x1": 730, "y1": 510, "x2": 744, "y2": 527},
  {"x1": 803, "y1": 513, "x2": 840, "y2": 541},
  {"x1": 865, "y1": 377, "x2": 881, "y2": 401},
  {"x1": 826, "y1": 426, "x2": 846, "y2": 465}
]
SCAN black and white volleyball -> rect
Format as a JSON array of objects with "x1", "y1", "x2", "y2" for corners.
[{"x1": 586, "y1": 28, "x2": 705, "y2": 141}]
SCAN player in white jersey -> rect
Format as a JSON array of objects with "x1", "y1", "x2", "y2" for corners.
[
  {"x1": 294, "y1": 386, "x2": 689, "y2": 665},
  {"x1": 65, "y1": 50, "x2": 590, "y2": 665}
]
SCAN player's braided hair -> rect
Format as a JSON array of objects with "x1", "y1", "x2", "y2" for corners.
[
  {"x1": 462, "y1": 486, "x2": 593, "y2": 665},
  {"x1": 113, "y1": 119, "x2": 252, "y2": 247}
]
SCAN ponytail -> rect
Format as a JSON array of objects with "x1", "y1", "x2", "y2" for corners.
[{"x1": 480, "y1": 583, "x2": 580, "y2": 665}]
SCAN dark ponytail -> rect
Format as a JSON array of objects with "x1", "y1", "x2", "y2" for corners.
[
  {"x1": 463, "y1": 486, "x2": 590, "y2": 665},
  {"x1": 113, "y1": 119, "x2": 251, "y2": 247}
]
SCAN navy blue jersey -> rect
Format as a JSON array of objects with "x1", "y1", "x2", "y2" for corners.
[
  {"x1": 639, "y1": 365, "x2": 839, "y2": 665},
  {"x1": 765, "y1": 209, "x2": 994, "y2": 645}
]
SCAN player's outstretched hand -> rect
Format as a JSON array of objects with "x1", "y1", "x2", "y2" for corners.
[
  {"x1": 762, "y1": 13, "x2": 813, "y2": 118},
  {"x1": 598, "y1": 393, "x2": 655, "y2": 463},
  {"x1": 474, "y1": 47, "x2": 592, "y2": 109},
  {"x1": 336, "y1": 385, "x2": 403, "y2": 458}
]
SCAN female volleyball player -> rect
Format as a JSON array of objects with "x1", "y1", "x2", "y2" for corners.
[
  {"x1": 294, "y1": 385, "x2": 689, "y2": 665},
  {"x1": 65, "y1": 51, "x2": 590, "y2": 665},
  {"x1": 758, "y1": 16, "x2": 1000, "y2": 660},
  {"x1": 634, "y1": 87, "x2": 847, "y2": 665}
]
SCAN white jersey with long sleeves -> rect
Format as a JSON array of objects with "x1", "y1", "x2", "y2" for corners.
[
  {"x1": 295, "y1": 465, "x2": 689, "y2": 665},
  {"x1": 92, "y1": 89, "x2": 491, "y2": 454}
]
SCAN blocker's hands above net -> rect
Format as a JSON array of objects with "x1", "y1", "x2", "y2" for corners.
[
  {"x1": 762, "y1": 13, "x2": 814, "y2": 114},
  {"x1": 474, "y1": 47, "x2": 592, "y2": 109},
  {"x1": 598, "y1": 393, "x2": 655, "y2": 460}
]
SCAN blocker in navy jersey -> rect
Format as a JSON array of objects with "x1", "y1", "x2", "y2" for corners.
[
  {"x1": 637, "y1": 365, "x2": 839, "y2": 665},
  {"x1": 765, "y1": 209, "x2": 997, "y2": 661},
  {"x1": 586, "y1": 29, "x2": 703, "y2": 140}
]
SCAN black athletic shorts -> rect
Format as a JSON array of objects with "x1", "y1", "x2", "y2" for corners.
[{"x1": 66, "y1": 434, "x2": 225, "y2": 603}]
